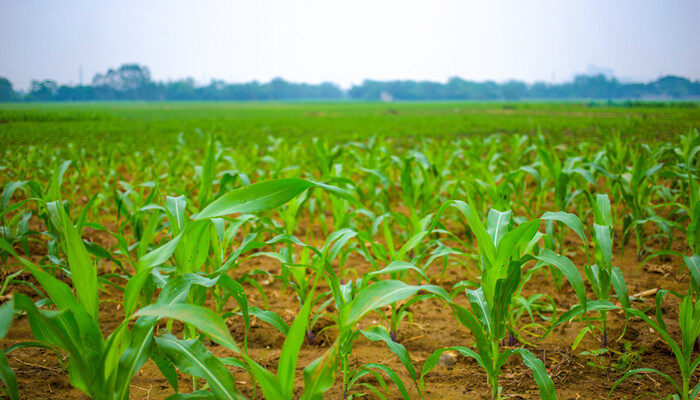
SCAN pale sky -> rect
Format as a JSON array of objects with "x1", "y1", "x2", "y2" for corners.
[{"x1": 1, "y1": 0, "x2": 698, "y2": 90}]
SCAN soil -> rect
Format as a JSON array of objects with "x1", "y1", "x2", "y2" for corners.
[{"x1": 0, "y1": 213, "x2": 697, "y2": 400}]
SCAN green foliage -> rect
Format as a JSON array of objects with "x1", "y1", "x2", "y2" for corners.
[{"x1": 0, "y1": 118, "x2": 697, "y2": 400}]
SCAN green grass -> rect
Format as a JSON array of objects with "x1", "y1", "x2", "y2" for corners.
[{"x1": 1, "y1": 101, "x2": 698, "y2": 151}]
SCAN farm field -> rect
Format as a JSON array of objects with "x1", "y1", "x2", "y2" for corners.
[
  {"x1": 0, "y1": 101, "x2": 698, "y2": 400},
  {"x1": 2, "y1": 101, "x2": 700, "y2": 150}
]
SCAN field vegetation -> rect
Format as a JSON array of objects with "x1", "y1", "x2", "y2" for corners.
[{"x1": 0, "y1": 101, "x2": 698, "y2": 399}]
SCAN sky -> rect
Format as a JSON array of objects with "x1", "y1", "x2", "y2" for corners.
[{"x1": 0, "y1": 0, "x2": 698, "y2": 90}]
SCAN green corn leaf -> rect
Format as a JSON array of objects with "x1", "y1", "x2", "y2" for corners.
[
  {"x1": 323, "y1": 228, "x2": 357, "y2": 262},
  {"x1": 361, "y1": 327, "x2": 418, "y2": 384},
  {"x1": 535, "y1": 249, "x2": 587, "y2": 306},
  {"x1": 113, "y1": 319, "x2": 153, "y2": 399},
  {"x1": 654, "y1": 290, "x2": 670, "y2": 332},
  {"x1": 490, "y1": 259, "x2": 524, "y2": 340},
  {"x1": 622, "y1": 307, "x2": 685, "y2": 369},
  {"x1": 0, "y1": 301, "x2": 14, "y2": 340},
  {"x1": 494, "y1": 219, "x2": 540, "y2": 271},
  {"x1": 395, "y1": 230, "x2": 426, "y2": 261},
  {"x1": 0, "y1": 350, "x2": 18, "y2": 400},
  {"x1": 679, "y1": 295, "x2": 700, "y2": 362},
  {"x1": 362, "y1": 363, "x2": 411, "y2": 400},
  {"x1": 165, "y1": 195, "x2": 187, "y2": 235},
  {"x1": 345, "y1": 281, "x2": 448, "y2": 326},
  {"x1": 165, "y1": 390, "x2": 216, "y2": 400},
  {"x1": 301, "y1": 340, "x2": 339, "y2": 400},
  {"x1": 174, "y1": 219, "x2": 211, "y2": 274},
  {"x1": 594, "y1": 194, "x2": 613, "y2": 226},
  {"x1": 610, "y1": 267, "x2": 630, "y2": 309},
  {"x1": 0, "y1": 300, "x2": 18, "y2": 400},
  {"x1": 479, "y1": 219, "x2": 538, "y2": 307},
  {"x1": 21, "y1": 261, "x2": 81, "y2": 312},
  {"x1": 135, "y1": 303, "x2": 239, "y2": 352},
  {"x1": 691, "y1": 382, "x2": 700, "y2": 400},
  {"x1": 554, "y1": 299, "x2": 618, "y2": 327},
  {"x1": 309, "y1": 180, "x2": 362, "y2": 208},
  {"x1": 486, "y1": 209, "x2": 512, "y2": 246},
  {"x1": 277, "y1": 284, "x2": 314, "y2": 398},
  {"x1": 137, "y1": 210, "x2": 163, "y2": 259},
  {"x1": 243, "y1": 355, "x2": 286, "y2": 399},
  {"x1": 347, "y1": 369, "x2": 390, "y2": 398},
  {"x1": 47, "y1": 160, "x2": 71, "y2": 202},
  {"x1": 218, "y1": 277, "x2": 249, "y2": 333},
  {"x1": 0, "y1": 181, "x2": 27, "y2": 212},
  {"x1": 195, "y1": 179, "x2": 315, "y2": 219},
  {"x1": 365, "y1": 261, "x2": 429, "y2": 282},
  {"x1": 248, "y1": 306, "x2": 290, "y2": 336},
  {"x1": 198, "y1": 133, "x2": 217, "y2": 209},
  {"x1": 466, "y1": 288, "x2": 491, "y2": 337},
  {"x1": 452, "y1": 200, "x2": 496, "y2": 269},
  {"x1": 684, "y1": 254, "x2": 699, "y2": 289},
  {"x1": 607, "y1": 368, "x2": 681, "y2": 399},
  {"x1": 46, "y1": 201, "x2": 99, "y2": 320},
  {"x1": 12, "y1": 294, "x2": 102, "y2": 397},
  {"x1": 540, "y1": 211, "x2": 588, "y2": 245},
  {"x1": 154, "y1": 334, "x2": 242, "y2": 400},
  {"x1": 448, "y1": 304, "x2": 492, "y2": 369},
  {"x1": 513, "y1": 348, "x2": 557, "y2": 400},
  {"x1": 116, "y1": 274, "x2": 219, "y2": 398},
  {"x1": 151, "y1": 341, "x2": 179, "y2": 392},
  {"x1": 136, "y1": 232, "x2": 181, "y2": 272},
  {"x1": 125, "y1": 234, "x2": 182, "y2": 316},
  {"x1": 593, "y1": 224, "x2": 612, "y2": 269}
]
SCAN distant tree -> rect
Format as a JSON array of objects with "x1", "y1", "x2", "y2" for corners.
[
  {"x1": 268, "y1": 77, "x2": 291, "y2": 99},
  {"x1": 0, "y1": 77, "x2": 14, "y2": 101},
  {"x1": 651, "y1": 75, "x2": 698, "y2": 98},
  {"x1": 3, "y1": 63, "x2": 699, "y2": 102},
  {"x1": 28, "y1": 80, "x2": 58, "y2": 101},
  {"x1": 162, "y1": 78, "x2": 197, "y2": 100},
  {"x1": 501, "y1": 80, "x2": 527, "y2": 100},
  {"x1": 54, "y1": 85, "x2": 96, "y2": 101},
  {"x1": 92, "y1": 64, "x2": 155, "y2": 99}
]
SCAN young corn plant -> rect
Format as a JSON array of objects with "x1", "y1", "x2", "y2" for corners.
[
  {"x1": 323, "y1": 260, "x2": 450, "y2": 399},
  {"x1": 422, "y1": 200, "x2": 557, "y2": 400},
  {"x1": 0, "y1": 203, "x2": 243, "y2": 400},
  {"x1": 0, "y1": 180, "x2": 43, "y2": 260},
  {"x1": 175, "y1": 244, "x2": 340, "y2": 400},
  {"x1": 355, "y1": 211, "x2": 442, "y2": 340},
  {"x1": 615, "y1": 145, "x2": 664, "y2": 260},
  {"x1": 0, "y1": 174, "x2": 350, "y2": 399},
  {"x1": 256, "y1": 228, "x2": 358, "y2": 345},
  {"x1": 539, "y1": 194, "x2": 631, "y2": 348},
  {"x1": 607, "y1": 259, "x2": 699, "y2": 400},
  {"x1": 536, "y1": 145, "x2": 594, "y2": 255},
  {"x1": 482, "y1": 208, "x2": 557, "y2": 346}
]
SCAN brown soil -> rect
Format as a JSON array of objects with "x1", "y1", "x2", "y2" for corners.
[{"x1": 0, "y1": 217, "x2": 696, "y2": 400}]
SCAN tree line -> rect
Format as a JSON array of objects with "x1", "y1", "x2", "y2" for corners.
[{"x1": 1, "y1": 63, "x2": 699, "y2": 102}]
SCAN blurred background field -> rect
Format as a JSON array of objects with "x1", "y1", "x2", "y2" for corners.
[{"x1": 2, "y1": 101, "x2": 699, "y2": 150}]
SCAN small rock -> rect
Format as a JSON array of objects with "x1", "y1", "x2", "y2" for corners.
[{"x1": 438, "y1": 351, "x2": 458, "y2": 367}]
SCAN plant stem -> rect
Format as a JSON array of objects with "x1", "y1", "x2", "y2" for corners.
[
  {"x1": 490, "y1": 340, "x2": 500, "y2": 400},
  {"x1": 601, "y1": 311, "x2": 608, "y2": 348},
  {"x1": 390, "y1": 303, "x2": 398, "y2": 341},
  {"x1": 341, "y1": 349, "x2": 349, "y2": 399}
]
